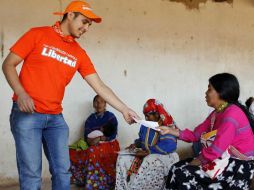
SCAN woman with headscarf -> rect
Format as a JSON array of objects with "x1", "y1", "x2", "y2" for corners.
[
  {"x1": 158, "y1": 73, "x2": 254, "y2": 190},
  {"x1": 115, "y1": 99, "x2": 179, "y2": 190}
]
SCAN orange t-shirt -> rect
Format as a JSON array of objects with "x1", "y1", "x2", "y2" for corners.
[{"x1": 10, "y1": 26, "x2": 96, "y2": 114}]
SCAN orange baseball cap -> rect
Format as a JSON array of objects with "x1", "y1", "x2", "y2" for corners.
[{"x1": 53, "y1": 1, "x2": 102, "y2": 23}]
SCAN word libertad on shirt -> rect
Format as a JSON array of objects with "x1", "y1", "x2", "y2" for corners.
[{"x1": 41, "y1": 45, "x2": 77, "y2": 68}]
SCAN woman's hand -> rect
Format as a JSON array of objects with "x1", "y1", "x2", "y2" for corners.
[
  {"x1": 157, "y1": 126, "x2": 180, "y2": 137},
  {"x1": 135, "y1": 150, "x2": 149, "y2": 157},
  {"x1": 100, "y1": 136, "x2": 107, "y2": 141},
  {"x1": 158, "y1": 119, "x2": 163, "y2": 126},
  {"x1": 125, "y1": 144, "x2": 136, "y2": 151},
  {"x1": 189, "y1": 158, "x2": 201, "y2": 166},
  {"x1": 87, "y1": 137, "x2": 100, "y2": 146}
]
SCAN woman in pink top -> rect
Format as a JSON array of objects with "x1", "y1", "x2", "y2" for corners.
[{"x1": 158, "y1": 73, "x2": 254, "y2": 190}]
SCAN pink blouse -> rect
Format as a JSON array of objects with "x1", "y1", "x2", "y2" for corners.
[{"x1": 179, "y1": 104, "x2": 254, "y2": 164}]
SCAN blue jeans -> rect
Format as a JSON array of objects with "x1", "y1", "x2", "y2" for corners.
[{"x1": 10, "y1": 102, "x2": 71, "y2": 190}]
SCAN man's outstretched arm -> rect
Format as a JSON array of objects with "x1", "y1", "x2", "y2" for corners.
[{"x1": 84, "y1": 73, "x2": 139, "y2": 124}]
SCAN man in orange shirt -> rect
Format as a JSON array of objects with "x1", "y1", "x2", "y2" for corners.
[{"x1": 2, "y1": 1, "x2": 138, "y2": 190}]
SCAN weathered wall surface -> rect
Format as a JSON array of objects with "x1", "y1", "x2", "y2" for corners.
[{"x1": 0, "y1": 0, "x2": 254, "y2": 185}]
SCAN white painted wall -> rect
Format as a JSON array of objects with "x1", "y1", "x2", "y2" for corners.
[{"x1": 0, "y1": 0, "x2": 254, "y2": 185}]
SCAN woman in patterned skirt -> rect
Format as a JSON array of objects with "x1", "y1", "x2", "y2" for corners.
[
  {"x1": 70, "y1": 95, "x2": 120, "y2": 189},
  {"x1": 158, "y1": 73, "x2": 254, "y2": 190}
]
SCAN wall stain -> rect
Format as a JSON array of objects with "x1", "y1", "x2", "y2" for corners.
[
  {"x1": 164, "y1": 0, "x2": 233, "y2": 9},
  {"x1": 136, "y1": 37, "x2": 141, "y2": 48},
  {"x1": 1, "y1": 29, "x2": 4, "y2": 58},
  {"x1": 124, "y1": 70, "x2": 127, "y2": 77}
]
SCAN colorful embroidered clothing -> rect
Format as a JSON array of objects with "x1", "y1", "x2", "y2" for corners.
[
  {"x1": 165, "y1": 104, "x2": 254, "y2": 190},
  {"x1": 70, "y1": 140, "x2": 120, "y2": 189},
  {"x1": 137, "y1": 125, "x2": 177, "y2": 154},
  {"x1": 179, "y1": 104, "x2": 254, "y2": 164},
  {"x1": 115, "y1": 99, "x2": 178, "y2": 189},
  {"x1": 70, "y1": 111, "x2": 119, "y2": 189}
]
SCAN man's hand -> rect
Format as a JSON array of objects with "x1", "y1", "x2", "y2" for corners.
[
  {"x1": 85, "y1": 74, "x2": 141, "y2": 124},
  {"x1": 122, "y1": 107, "x2": 140, "y2": 124},
  {"x1": 17, "y1": 91, "x2": 35, "y2": 113}
]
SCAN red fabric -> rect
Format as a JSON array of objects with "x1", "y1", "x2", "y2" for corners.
[
  {"x1": 69, "y1": 149, "x2": 87, "y2": 163},
  {"x1": 143, "y1": 99, "x2": 174, "y2": 126},
  {"x1": 86, "y1": 140, "x2": 120, "y2": 178},
  {"x1": 69, "y1": 140, "x2": 120, "y2": 181},
  {"x1": 52, "y1": 21, "x2": 75, "y2": 42},
  {"x1": 127, "y1": 157, "x2": 143, "y2": 180}
]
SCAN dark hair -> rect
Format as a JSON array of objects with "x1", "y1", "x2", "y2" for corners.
[
  {"x1": 93, "y1": 95, "x2": 100, "y2": 103},
  {"x1": 209, "y1": 73, "x2": 239, "y2": 103},
  {"x1": 209, "y1": 73, "x2": 254, "y2": 132},
  {"x1": 61, "y1": 12, "x2": 81, "y2": 22},
  {"x1": 102, "y1": 123, "x2": 117, "y2": 137},
  {"x1": 245, "y1": 97, "x2": 254, "y2": 109}
]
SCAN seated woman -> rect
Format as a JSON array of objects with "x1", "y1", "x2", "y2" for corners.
[
  {"x1": 246, "y1": 96, "x2": 254, "y2": 116},
  {"x1": 70, "y1": 95, "x2": 120, "y2": 190},
  {"x1": 158, "y1": 73, "x2": 254, "y2": 190},
  {"x1": 115, "y1": 99, "x2": 179, "y2": 190}
]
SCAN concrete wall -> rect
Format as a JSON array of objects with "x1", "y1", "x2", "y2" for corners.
[{"x1": 0, "y1": 0, "x2": 254, "y2": 185}]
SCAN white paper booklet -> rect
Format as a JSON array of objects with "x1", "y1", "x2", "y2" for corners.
[
  {"x1": 132, "y1": 117, "x2": 160, "y2": 131},
  {"x1": 117, "y1": 149, "x2": 137, "y2": 155},
  {"x1": 117, "y1": 148, "x2": 143, "y2": 155}
]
